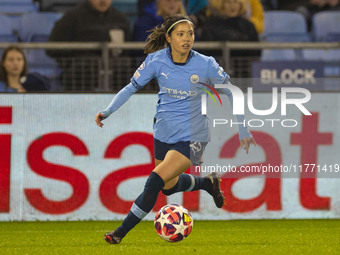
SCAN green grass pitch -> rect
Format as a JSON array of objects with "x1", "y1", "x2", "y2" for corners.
[{"x1": 1, "y1": 220, "x2": 340, "y2": 255}]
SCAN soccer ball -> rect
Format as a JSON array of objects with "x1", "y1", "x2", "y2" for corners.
[{"x1": 154, "y1": 204, "x2": 193, "y2": 242}]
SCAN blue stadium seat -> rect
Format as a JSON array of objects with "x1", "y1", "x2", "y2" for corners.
[
  {"x1": 312, "y1": 11, "x2": 340, "y2": 42},
  {"x1": 6, "y1": 15, "x2": 21, "y2": 34},
  {"x1": 263, "y1": 11, "x2": 308, "y2": 36},
  {"x1": 113, "y1": 1, "x2": 137, "y2": 13},
  {"x1": 326, "y1": 33, "x2": 340, "y2": 42},
  {"x1": 261, "y1": 11, "x2": 311, "y2": 61},
  {"x1": 25, "y1": 49, "x2": 62, "y2": 91},
  {"x1": 18, "y1": 12, "x2": 63, "y2": 88},
  {"x1": 25, "y1": 49, "x2": 61, "y2": 75},
  {"x1": 264, "y1": 33, "x2": 311, "y2": 43},
  {"x1": 0, "y1": 14, "x2": 18, "y2": 42},
  {"x1": 0, "y1": 2, "x2": 38, "y2": 14},
  {"x1": 301, "y1": 11, "x2": 340, "y2": 61},
  {"x1": 302, "y1": 50, "x2": 340, "y2": 61},
  {"x1": 0, "y1": 0, "x2": 33, "y2": 2},
  {"x1": 19, "y1": 12, "x2": 62, "y2": 42},
  {"x1": 261, "y1": 50, "x2": 297, "y2": 61}
]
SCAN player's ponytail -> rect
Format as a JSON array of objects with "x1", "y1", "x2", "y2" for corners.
[
  {"x1": 144, "y1": 14, "x2": 193, "y2": 54},
  {"x1": 144, "y1": 25, "x2": 167, "y2": 54}
]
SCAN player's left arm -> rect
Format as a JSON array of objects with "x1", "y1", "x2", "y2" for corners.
[
  {"x1": 219, "y1": 85, "x2": 256, "y2": 154},
  {"x1": 207, "y1": 57, "x2": 256, "y2": 154}
]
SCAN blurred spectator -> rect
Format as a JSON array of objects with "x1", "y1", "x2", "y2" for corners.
[
  {"x1": 46, "y1": 0, "x2": 131, "y2": 91},
  {"x1": 328, "y1": 0, "x2": 340, "y2": 8},
  {"x1": 191, "y1": 0, "x2": 229, "y2": 39},
  {"x1": 0, "y1": 46, "x2": 50, "y2": 92},
  {"x1": 260, "y1": 0, "x2": 278, "y2": 10},
  {"x1": 200, "y1": 0, "x2": 260, "y2": 78},
  {"x1": 193, "y1": 0, "x2": 264, "y2": 39},
  {"x1": 201, "y1": 0, "x2": 259, "y2": 49},
  {"x1": 248, "y1": 0, "x2": 265, "y2": 34},
  {"x1": 47, "y1": 0, "x2": 131, "y2": 58},
  {"x1": 296, "y1": 0, "x2": 340, "y2": 30},
  {"x1": 138, "y1": 0, "x2": 156, "y2": 16},
  {"x1": 133, "y1": 0, "x2": 186, "y2": 41}
]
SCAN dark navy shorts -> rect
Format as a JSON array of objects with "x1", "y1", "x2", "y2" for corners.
[{"x1": 154, "y1": 138, "x2": 207, "y2": 166}]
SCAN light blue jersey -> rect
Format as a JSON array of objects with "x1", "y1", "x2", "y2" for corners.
[{"x1": 100, "y1": 47, "x2": 251, "y2": 143}]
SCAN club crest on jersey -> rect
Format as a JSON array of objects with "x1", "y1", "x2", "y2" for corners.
[
  {"x1": 190, "y1": 74, "x2": 199, "y2": 83},
  {"x1": 138, "y1": 61, "x2": 145, "y2": 70}
]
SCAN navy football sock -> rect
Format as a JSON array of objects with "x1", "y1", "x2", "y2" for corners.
[
  {"x1": 119, "y1": 172, "x2": 164, "y2": 237},
  {"x1": 162, "y1": 174, "x2": 211, "y2": 196},
  {"x1": 192, "y1": 175, "x2": 212, "y2": 191}
]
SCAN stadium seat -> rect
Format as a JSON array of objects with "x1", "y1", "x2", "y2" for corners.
[
  {"x1": 302, "y1": 50, "x2": 340, "y2": 61},
  {"x1": 261, "y1": 11, "x2": 311, "y2": 61},
  {"x1": 326, "y1": 33, "x2": 340, "y2": 42},
  {"x1": 312, "y1": 11, "x2": 340, "y2": 42},
  {"x1": 263, "y1": 11, "x2": 309, "y2": 36},
  {"x1": 19, "y1": 12, "x2": 62, "y2": 42},
  {"x1": 0, "y1": 1, "x2": 38, "y2": 14},
  {"x1": 0, "y1": 14, "x2": 18, "y2": 42},
  {"x1": 0, "y1": 0, "x2": 33, "y2": 2},
  {"x1": 25, "y1": 49, "x2": 62, "y2": 91},
  {"x1": 261, "y1": 50, "x2": 297, "y2": 61},
  {"x1": 301, "y1": 11, "x2": 340, "y2": 62},
  {"x1": 113, "y1": 1, "x2": 137, "y2": 13},
  {"x1": 17, "y1": 12, "x2": 63, "y2": 89},
  {"x1": 264, "y1": 33, "x2": 311, "y2": 43},
  {"x1": 25, "y1": 50, "x2": 61, "y2": 76}
]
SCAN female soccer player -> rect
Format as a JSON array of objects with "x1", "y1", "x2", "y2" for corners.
[{"x1": 95, "y1": 14, "x2": 256, "y2": 244}]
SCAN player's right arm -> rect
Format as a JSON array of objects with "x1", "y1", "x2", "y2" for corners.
[
  {"x1": 96, "y1": 55, "x2": 156, "y2": 128},
  {"x1": 95, "y1": 83, "x2": 138, "y2": 127}
]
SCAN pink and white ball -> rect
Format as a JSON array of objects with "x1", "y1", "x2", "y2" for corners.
[{"x1": 154, "y1": 204, "x2": 193, "y2": 242}]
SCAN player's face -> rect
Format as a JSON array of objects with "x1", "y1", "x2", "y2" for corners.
[
  {"x1": 88, "y1": 0, "x2": 112, "y2": 13},
  {"x1": 166, "y1": 22, "x2": 195, "y2": 60},
  {"x1": 222, "y1": 0, "x2": 242, "y2": 18},
  {"x1": 2, "y1": 50, "x2": 25, "y2": 77},
  {"x1": 158, "y1": 0, "x2": 183, "y2": 17}
]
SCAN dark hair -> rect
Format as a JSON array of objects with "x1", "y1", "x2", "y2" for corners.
[
  {"x1": 144, "y1": 14, "x2": 194, "y2": 54},
  {"x1": 0, "y1": 45, "x2": 28, "y2": 85}
]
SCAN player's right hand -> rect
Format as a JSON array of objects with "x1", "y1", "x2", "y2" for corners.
[{"x1": 95, "y1": 113, "x2": 105, "y2": 128}]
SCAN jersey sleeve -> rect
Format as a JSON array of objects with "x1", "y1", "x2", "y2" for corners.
[
  {"x1": 207, "y1": 57, "x2": 230, "y2": 86},
  {"x1": 219, "y1": 84, "x2": 253, "y2": 140},
  {"x1": 98, "y1": 54, "x2": 157, "y2": 119},
  {"x1": 206, "y1": 57, "x2": 252, "y2": 139},
  {"x1": 130, "y1": 54, "x2": 156, "y2": 90},
  {"x1": 99, "y1": 83, "x2": 138, "y2": 119}
]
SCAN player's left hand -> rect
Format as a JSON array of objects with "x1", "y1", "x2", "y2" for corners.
[{"x1": 240, "y1": 137, "x2": 256, "y2": 154}]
